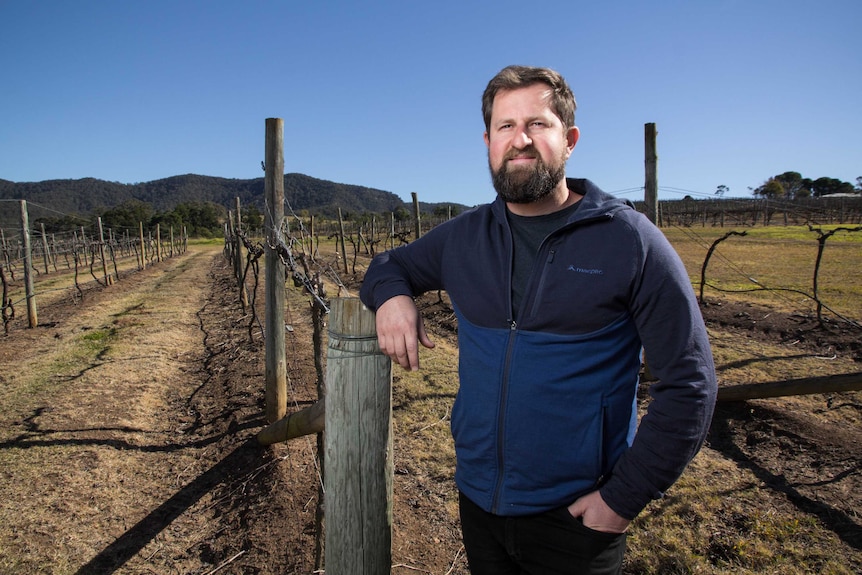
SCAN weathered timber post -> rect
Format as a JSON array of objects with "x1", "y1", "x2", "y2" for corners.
[
  {"x1": 641, "y1": 123, "x2": 659, "y2": 380},
  {"x1": 40, "y1": 223, "x2": 50, "y2": 274},
  {"x1": 20, "y1": 201, "x2": 37, "y2": 327},
  {"x1": 265, "y1": 118, "x2": 287, "y2": 423},
  {"x1": 325, "y1": 297, "x2": 392, "y2": 575},
  {"x1": 138, "y1": 222, "x2": 145, "y2": 270},
  {"x1": 644, "y1": 123, "x2": 659, "y2": 226},
  {"x1": 156, "y1": 223, "x2": 162, "y2": 263},
  {"x1": 411, "y1": 192, "x2": 421, "y2": 239},
  {"x1": 257, "y1": 398, "x2": 325, "y2": 444},
  {"x1": 97, "y1": 217, "x2": 111, "y2": 285},
  {"x1": 717, "y1": 372, "x2": 862, "y2": 402},
  {"x1": 337, "y1": 207, "x2": 348, "y2": 274},
  {"x1": 1, "y1": 228, "x2": 12, "y2": 278},
  {"x1": 234, "y1": 198, "x2": 249, "y2": 308}
]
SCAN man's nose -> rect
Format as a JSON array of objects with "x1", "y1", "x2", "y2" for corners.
[{"x1": 512, "y1": 126, "x2": 532, "y2": 149}]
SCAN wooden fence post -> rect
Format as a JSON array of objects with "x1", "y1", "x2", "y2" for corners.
[
  {"x1": 325, "y1": 297, "x2": 392, "y2": 575},
  {"x1": 265, "y1": 117, "x2": 287, "y2": 423},
  {"x1": 97, "y1": 217, "x2": 111, "y2": 285},
  {"x1": 138, "y1": 222, "x2": 145, "y2": 270},
  {"x1": 644, "y1": 123, "x2": 659, "y2": 226},
  {"x1": 234, "y1": 198, "x2": 249, "y2": 309},
  {"x1": 20, "y1": 200, "x2": 37, "y2": 328},
  {"x1": 337, "y1": 207, "x2": 348, "y2": 274},
  {"x1": 40, "y1": 223, "x2": 50, "y2": 274},
  {"x1": 411, "y1": 192, "x2": 421, "y2": 239},
  {"x1": 717, "y1": 372, "x2": 862, "y2": 402},
  {"x1": 156, "y1": 223, "x2": 162, "y2": 263}
]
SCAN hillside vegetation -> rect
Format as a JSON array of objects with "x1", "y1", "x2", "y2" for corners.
[{"x1": 0, "y1": 173, "x2": 470, "y2": 229}]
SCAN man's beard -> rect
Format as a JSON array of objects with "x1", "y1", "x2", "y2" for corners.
[{"x1": 490, "y1": 148, "x2": 567, "y2": 204}]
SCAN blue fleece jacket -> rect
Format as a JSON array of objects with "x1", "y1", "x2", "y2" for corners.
[{"x1": 359, "y1": 179, "x2": 717, "y2": 520}]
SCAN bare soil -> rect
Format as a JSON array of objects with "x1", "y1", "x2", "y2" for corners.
[{"x1": 0, "y1": 245, "x2": 860, "y2": 574}]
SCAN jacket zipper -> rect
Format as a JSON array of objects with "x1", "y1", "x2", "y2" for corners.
[
  {"x1": 491, "y1": 318, "x2": 519, "y2": 514},
  {"x1": 490, "y1": 212, "x2": 612, "y2": 512},
  {"x1": 521, "y1": 214, "x2": 611, "y2": 322}
]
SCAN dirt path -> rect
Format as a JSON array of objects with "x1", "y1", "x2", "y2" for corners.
[{"x1": 0, "y1": 245, "x2": 319, "y2": 574}]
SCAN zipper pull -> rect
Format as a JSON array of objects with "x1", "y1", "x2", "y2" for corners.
[{"x1": 508, "y1": 319, "x2": 517, "y2": 330}]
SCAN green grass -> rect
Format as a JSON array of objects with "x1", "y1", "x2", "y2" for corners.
[{"x1": 662, "y1": 225, "x2": 862, "y2": 318}]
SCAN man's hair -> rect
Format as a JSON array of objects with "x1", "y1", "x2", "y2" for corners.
[{"x1": 482, "y1": 65, "x2": 577, "y2": 133}]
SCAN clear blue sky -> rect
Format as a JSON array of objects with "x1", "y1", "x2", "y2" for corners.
[{"x1": 1, "y1": 0, "x2": 860, "y2": 205}]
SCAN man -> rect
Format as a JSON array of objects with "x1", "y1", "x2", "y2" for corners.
[{"x1": 359, "y1": 65, "x2": 717, "y2": 574}]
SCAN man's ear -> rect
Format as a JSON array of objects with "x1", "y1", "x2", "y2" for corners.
[
  {"x1": 483, "y1": 131, "x2": 490, "y2": 148},
  {"x1": 567, "y1": 126, "x2": 580, "y2": 152}
]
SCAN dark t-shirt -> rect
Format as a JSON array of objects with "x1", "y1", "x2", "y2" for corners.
[{"x1": 507, "y1": 200, "x2": 581, "y2": 320}]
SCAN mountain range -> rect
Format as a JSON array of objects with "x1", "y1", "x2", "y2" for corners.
[{"x1": 0, "y1": 173, "x2": 470, "y2": 226}]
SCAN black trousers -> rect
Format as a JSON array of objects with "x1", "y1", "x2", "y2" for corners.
[{"x1": 459, "y1": 492, "x2": 626, "y2": 575}]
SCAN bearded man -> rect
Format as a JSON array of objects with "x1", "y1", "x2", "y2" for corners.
[{"x1": 360, "y1": 65, "x2": 717, "y2": 575}]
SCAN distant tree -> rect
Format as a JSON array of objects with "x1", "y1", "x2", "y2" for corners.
[
  {"x1": 432, "y1": 205, "x2": 455, "y2": 218},
  {"x1": 714, "y1": 185, "x2": 729, "y2": 198},
  {"x1": 773, "y1": 171, "x2": 813, "y2": 199},
  {"x1": 753, "y1": 179, "x2": 786, "y2": 199},
  {"x1": 855, "y1": 176, "x2": 862, "y2": 192},
  {"x1": 393, "y1": 207, "x2": 411, "y2": 222},
  {"x1": 241, "y1": 204, "x2": 263, "y2": 230},
  {"x1": 810, "y1": 177, "x2": 855, "y2": 197},
  {"x1": 33, "y1": 213, "x2": 90, "y2": 234},
  {"x1": 99, "y1": 199, "x2": 154, "y2": 232},
  {"x1": 162, "y1": 201, "x2": 225, "y2": 237}
]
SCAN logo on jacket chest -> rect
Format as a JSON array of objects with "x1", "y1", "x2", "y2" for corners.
[{"x1": 567, "y1": 265, "x2": 604, "y2": 275}]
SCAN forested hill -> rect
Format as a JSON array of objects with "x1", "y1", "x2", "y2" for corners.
[{"x1": 0, "y1": 173, "x2": 464, "y2": 222}]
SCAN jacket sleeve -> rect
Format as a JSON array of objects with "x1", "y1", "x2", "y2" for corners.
[
  {"x1": 599, "y1": 218, "x2": 717, "y2": 520},
  {"x1": 359, "y1": 222, "x2": 450, "y2": 311}
]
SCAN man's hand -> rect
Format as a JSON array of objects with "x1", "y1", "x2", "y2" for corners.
[
  {"x1": 567, "y1": 490, "x2": 631, "y2": 534},
  {"x1": 374, "y1": 295, "x2": 435, "y2": 371}
]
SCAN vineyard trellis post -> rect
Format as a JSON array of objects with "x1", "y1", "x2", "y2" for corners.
[
  {"x1": 411, "y1": 191, "x2": 422, "y2": 239},
  {"x1": 156, "y1": 223, "x2": 162, "y2": 263},
  {"x1": 234, "y1": 198, "x2": 249, "y2": 309},
  {"x1": 20, "y1": 200, "x2": 37, "y2": 327},
  {"x1": 1, "y1": 228, "x2": 12, "y2": 279},
  {"x1": 337, "y1": 207, "x2": 348, "y2": 274},
  {"x1": 97, "y1": 217, "x2": 111, "y2": 285},
  {"x1": 644, "y1": 122, "x2": 659, "y2": 226},
  {"x1": 138, "y1": 222, "x2": 146, "y2": 270},
  {"x1": 264, "y1": 117, "x2": 287, "y2": 423},
  {"x1": 324, "y1": 297, "x2": 392, "y2": 575},
  {"x1": 40, "y1": 223, "x2": 51, "y2": 274}
]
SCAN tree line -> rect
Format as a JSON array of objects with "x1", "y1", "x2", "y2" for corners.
[{"x1": 746, "y1": 172, "x2": 860, "y2": 199}]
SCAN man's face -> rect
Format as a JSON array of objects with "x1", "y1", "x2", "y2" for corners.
[{"x1": 484, "y1": 84, "x2": 578, "y2": 204}]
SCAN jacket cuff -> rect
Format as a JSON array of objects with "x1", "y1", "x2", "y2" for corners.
[{"x1": 599, "y1": 472, "x2": 664, "y2": 521}]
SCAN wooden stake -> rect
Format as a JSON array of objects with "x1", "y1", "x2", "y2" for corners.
[
  {"x1": 264, "y1": 117, "x2": 287, "y2": 423},
  {"x1": 325, "y1": 298, "x2": 392, "y2": 575},
  {"x1": 717, "y1": 372, "x2": 862, "y2": 402},
  {"x1": 644, "y1": 123, "x2": 659, "y2": 226},
  {"x1": 20, "y1": 201, "x2": 37, "y2": 327}
]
